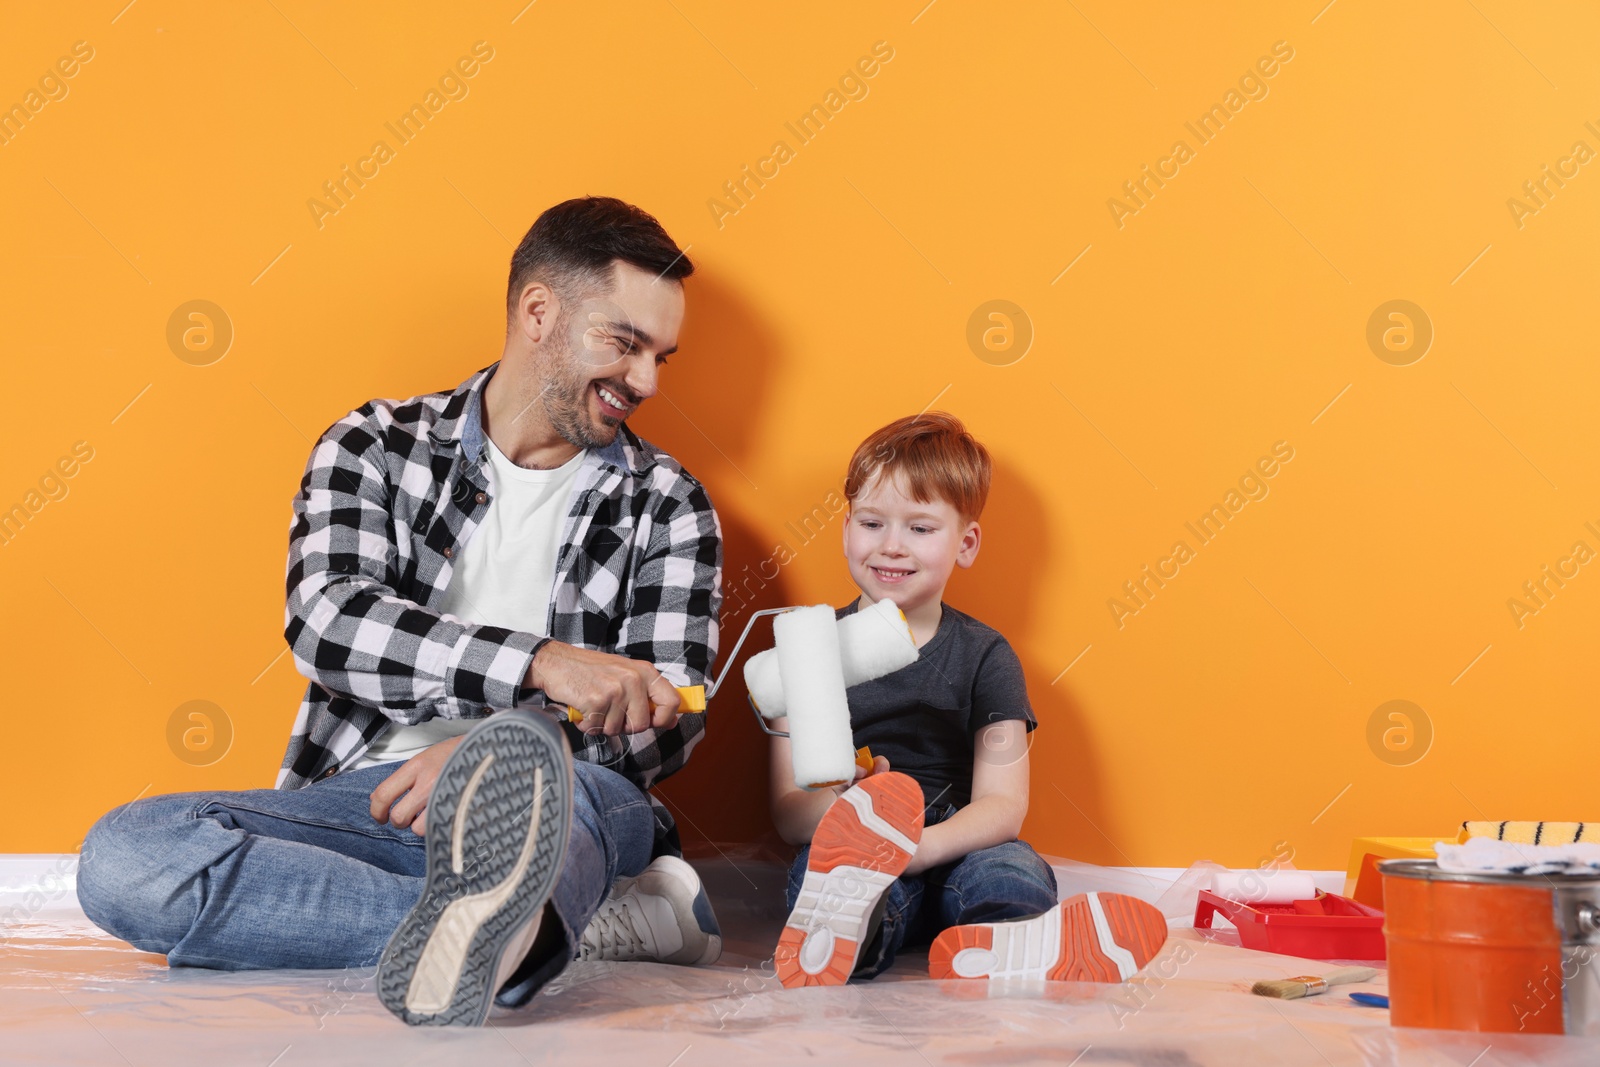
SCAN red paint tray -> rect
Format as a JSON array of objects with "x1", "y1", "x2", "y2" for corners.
[{"x1": 1193, "y1": 889, "x2": 1386, "y2": 960}]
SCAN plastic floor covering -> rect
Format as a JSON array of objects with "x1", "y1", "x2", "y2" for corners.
[{"x1": 2, "y1": 852, "x2": 1596, "y2": 1066}]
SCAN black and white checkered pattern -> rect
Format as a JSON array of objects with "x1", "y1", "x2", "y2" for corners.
[{"x1": 279, "y1": 361, "x2": 722, "y2": 823}]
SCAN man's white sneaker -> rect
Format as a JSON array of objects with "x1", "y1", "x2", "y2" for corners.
[
  {"x1": 376, "y1": 711, "x2": 571, "y2": 1027},
  {"x1": 578, "y1": 855, "x2": 722, "y2": 966}
]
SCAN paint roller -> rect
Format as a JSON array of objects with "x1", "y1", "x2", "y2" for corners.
[
  {"x1": 770, "y1": 605, "x2": 856, "y2": 788},
  {"x1": 1211, "y1": 869, "x2": 1319, "y2": 905},
  {"x1": 560, "y1": 599, "x2": 917, "y2": 791},
  {"x1": 742, "y1": 596, "x2": 917, "y2": 719},
  {"x1": 756, "y1": 598, "x2": 918, "y2": 790}
]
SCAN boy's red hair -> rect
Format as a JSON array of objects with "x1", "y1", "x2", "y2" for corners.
[{"x1": 844, "y1": 412, "x2": 992, "y2": 521}]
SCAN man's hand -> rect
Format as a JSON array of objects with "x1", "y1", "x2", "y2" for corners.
[
  {"x1": 369, "y1": 735, "x2": 466, "y2": 836},
  {"x1": 528, "y1": 641, "x2": 682, "y2": 737}
]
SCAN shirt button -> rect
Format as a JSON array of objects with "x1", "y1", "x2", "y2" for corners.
[
  {"x1": 443, "y1": 546, "x2": 455, "y2": 559},
  {"x1": 475, "y1": 492, "x2": 487, "y2": 505}
]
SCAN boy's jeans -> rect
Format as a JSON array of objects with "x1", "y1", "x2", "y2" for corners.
[
  {"x1": 782, "y1": 802, "x2": 1059, "y2": 979},
  {"x1": 75, "y1": 759, "x2": 655, "y2": 984}
]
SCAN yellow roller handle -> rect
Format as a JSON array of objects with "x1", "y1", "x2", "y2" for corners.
[
  {"x1": 805, "y1": 747, "x2": 879, "y2": 790},
  {"x1": 564, "y1": 685, "x2": 706, "y2": 724}
]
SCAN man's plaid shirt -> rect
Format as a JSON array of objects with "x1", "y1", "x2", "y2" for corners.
[{"x1": 278, "y1": 361, "x2": 722, "y2": 843}]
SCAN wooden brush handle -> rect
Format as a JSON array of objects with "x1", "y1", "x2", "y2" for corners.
[
  {"x1": 1285, "y1": 967, "x2": 1377, "y2": 988},
  {"x1": 1323, "y1": 966, "x2": 1378, "y2": 986}
]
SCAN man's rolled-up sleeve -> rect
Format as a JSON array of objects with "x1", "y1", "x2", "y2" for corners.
[{"x1": 282, "y1": 410, "x2": 541, "y2": 723}]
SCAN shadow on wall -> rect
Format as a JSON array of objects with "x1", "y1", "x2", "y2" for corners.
[
  {"x1": 631, "y1": 268, "x2": 794, "y2": 858},
  {"x1": 655, "y1": 507, "x2": 799, "y2": 861},
  {"x1": 646, "y1": 266, "x2": 770, "y2": 463},
  {"x1": 643, "y1": 284, "x2": 1108, "y2": 865},
  {"x1": 952, "y1": 457, "x2": 1110, "y2": 866}
]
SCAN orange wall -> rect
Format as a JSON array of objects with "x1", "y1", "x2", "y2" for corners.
[{"x1": 3, "y1": 2, "x2": 1596, "y2": 869}]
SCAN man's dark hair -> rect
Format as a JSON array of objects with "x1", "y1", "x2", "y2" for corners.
[{"x1": 506, "y1": 197, "x2": 693, "y2": 319}]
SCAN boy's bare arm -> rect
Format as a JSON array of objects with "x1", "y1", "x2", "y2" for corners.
[
  {"x1": 903, "y1": 719, "x2": 1030, "y2": 875},
  {"x1": 766, "y1": 718, "x2": 883, "y2": 845}
]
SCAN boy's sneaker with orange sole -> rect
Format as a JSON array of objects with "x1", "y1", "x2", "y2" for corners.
[
  {"x1": 774, "y1": 772, "x2": 924, "y2": 988},
  {"x1": 928, "y1": 892, "x2": 1168, "y2": 982}
]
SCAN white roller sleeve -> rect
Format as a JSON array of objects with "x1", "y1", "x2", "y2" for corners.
[
  {"x1": 744, "y1": 597, "x2": 917, "y2": 719},
  {"x1": 744, "y1": 648, "x2": 785, "y2": 719},
  {"x1": 771, "y1": 605, "x2": 857, "y2": 790},
  {"x1": 839, "y1": 595, "x2": 920, "y2": 680},
  {"x1": 1212, "y1": 870, "x2": 1318, "y2": 904}
]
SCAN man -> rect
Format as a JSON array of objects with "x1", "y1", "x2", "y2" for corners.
[{"x1": 77, "y1": 197, "x2": 725, "y2": 1026}]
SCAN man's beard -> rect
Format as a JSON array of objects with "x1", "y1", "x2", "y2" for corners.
[{"x1": 537, "y1": 328, "x2": 624, "y2": 451}]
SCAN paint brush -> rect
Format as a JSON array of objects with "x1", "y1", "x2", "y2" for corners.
[{"x1": 1251, "y1": 967, "x2": 1378, "y2": 1000}]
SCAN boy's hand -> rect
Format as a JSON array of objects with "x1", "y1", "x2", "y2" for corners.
[
  {"x1": 369, "y1": 735, "x2": 466, "y2": 836},
  {"x1": 863, "y1": 755, "x2": 891, "y2": 778},
  {"x1": 836, "y1": 755, "x2": 891, "y2": 796}
]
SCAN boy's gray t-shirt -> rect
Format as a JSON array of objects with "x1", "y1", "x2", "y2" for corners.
[{"x1": 836, "y1": 600, "x2": 1036, "y2": 810}]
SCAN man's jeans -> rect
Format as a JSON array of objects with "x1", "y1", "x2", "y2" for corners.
[
  {"x1": 76, "y1": 759, "x2": 654, "y2": 984},
  {"x1": 783, "y1": 802, "x2": 1059, "y2": 979}
]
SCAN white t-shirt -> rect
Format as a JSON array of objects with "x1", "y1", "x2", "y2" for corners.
[{"x1": 353, "y1": 437, "x2": 587, "y2": 768}]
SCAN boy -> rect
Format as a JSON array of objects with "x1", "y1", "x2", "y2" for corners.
[{"x1": 767, "y1": 413, "x2": 1166, "y2": 984}]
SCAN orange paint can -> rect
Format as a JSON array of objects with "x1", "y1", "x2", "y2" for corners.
[{"x1": 1381, "y1": 859, "x2": 1600, "y2": 1034}]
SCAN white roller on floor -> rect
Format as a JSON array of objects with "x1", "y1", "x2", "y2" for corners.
[
  {"x1": 1211, "y1": 870, "x2": 1318, "y2": 905},
  {"x1": 770, "y1": 605, "x2": 857, "y2": 790},
  {"x1": 744, "y1": 597, "x2": 917, "y2": 719}
]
